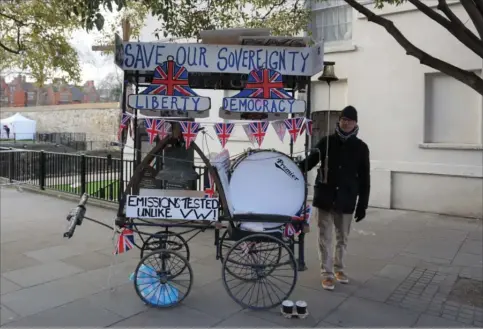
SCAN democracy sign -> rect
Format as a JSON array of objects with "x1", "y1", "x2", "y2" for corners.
[
  {"x1": 116, "y1": 41, "x2": 324, "y2": 76},
  {"x1": 126, "y1": 195, "x2": 219, "y2": 221},
  {"x1": 222, "y1": 68, "x2": 306, "y2": 114}
]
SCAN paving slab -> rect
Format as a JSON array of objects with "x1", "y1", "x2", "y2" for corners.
[
  {"x1": 86, "y1": 283, "x2": 149, "y2": 318},
  {"x1": 245, "y1": 285, "x2": 347, "y2": 327},
  {"x1": 324, "y1": 296, "x2": 420, "y2": 327},
  {"x1": 0, "y1": 304, "x2": 19, "y2": 326},
  {"x1": 2, "y1": 298, "x2": 123, "y2": 327},
  {"x1": 62, "y1": 250, "x2": 118, "y2": 271},
  {"x1": 0, "y1": 277, "x2": 22, "y2": 295},
  {"x1": 0, "y1": 187, "x2": 481, "y2": 328},
  {"x1": 109, "y1": 306, "x2": 220, "y2": 327},
  {"x1": 2, "y1": 261, "x2": 84, "y2": 287}
]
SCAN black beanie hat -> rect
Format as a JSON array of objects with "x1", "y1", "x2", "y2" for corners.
[{"x1": 340, "y1": 105, "x2": 358, "y2": 122}]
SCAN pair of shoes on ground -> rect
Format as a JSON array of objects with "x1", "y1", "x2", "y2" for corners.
[{"x1": 322, "y1": 271, "x2": 349, "y2": 290}]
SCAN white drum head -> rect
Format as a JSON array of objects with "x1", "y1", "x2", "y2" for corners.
[{"x1": 230, "y1": 151, "x2": 305, "y2": 217}]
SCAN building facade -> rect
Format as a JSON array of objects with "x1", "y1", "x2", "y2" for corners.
[{"x1": 307, "y1": 0, "x2": 482, "y2": 218}]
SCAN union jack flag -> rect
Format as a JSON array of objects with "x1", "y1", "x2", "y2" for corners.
[
  {"x1": 204, "y1": 173, "x2": 215, "y2": 198},
  {"x1": 235, "y1": 68, "x2": 291, "y2": 99},
  {"x1": 214, "y1": 123, "x2": 234, "y2": 148},
  {"x1": 292, "y1": 204, "x2": 312, "y2": 224},
  {"x1": 114, "y1": 228, "x2": 134, "y2": 254},
  {"x1": 300, "y1": 119, "x2": 313, "y2": 136},
  {"x1": 141, "y1": 60, "x2": 197, "y2": 97},
  {"x1": 179, "y1": 121, "x2": 200, "y2": 149},
  {"x1": 248, "y1": 121, "x2": 269, "y2": 147},
  {"x1": 284, "y1": 223, "x2": 296, "y2": 238},
  {"x1": 144, "y1": 118, "x2": 163, "y2": 144},
  {"x1": 284, "y1": 117, "x2": 305, "y2": 143},
  {"x1": 118, "y1": 113, "x2": 131, "y2": 141},
  {"x1": 158, "y1": 121, "x2": 172, "y2": 141}
]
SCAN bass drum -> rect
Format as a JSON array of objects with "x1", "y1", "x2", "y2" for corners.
[{"x1": 229, "y1": 149, "x2": 305, "y2": 232}]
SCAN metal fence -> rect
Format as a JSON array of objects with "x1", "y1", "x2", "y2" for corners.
[
  {"x1": 0, "y1": 149, "x2": 206, "y2": 203},
  {"x1": 1, "y1": 132, "x2": 113, "y2": 151}
]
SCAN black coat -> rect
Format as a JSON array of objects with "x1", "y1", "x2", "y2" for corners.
[{"x1": 299, "y1": 133, "x2": 370, "y2": 214}]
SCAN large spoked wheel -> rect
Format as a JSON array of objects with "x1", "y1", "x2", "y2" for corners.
[
  {"x1": 134, "y1": 249, "x2": 193, "y2": 308},
  {"x1": 219, "y1": 229, "x2": 284, "y2": 281},
  {"x1": 140, "y1": 231, "x2": 190, "y2": 260},
  {"x1": 222, "y1": 234, "x2": 298, "y2": 310}
]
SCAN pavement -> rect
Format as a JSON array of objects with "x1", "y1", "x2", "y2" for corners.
[{"x1": 0, "y1": 186, "x2": 482, "y2": 327}]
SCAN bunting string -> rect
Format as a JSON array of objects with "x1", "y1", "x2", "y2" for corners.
[{"x1": 118, "y1": 111, "x2": 313, "y2": 148}]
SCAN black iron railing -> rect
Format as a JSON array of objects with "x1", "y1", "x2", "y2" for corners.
[{"x1": 0, "y1": 149, "x2": 206, "y2": 203}]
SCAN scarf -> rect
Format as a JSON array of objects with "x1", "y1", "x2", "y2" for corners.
[{"x1": 335, "y1": 122, "x2": 359, "y2": 141}]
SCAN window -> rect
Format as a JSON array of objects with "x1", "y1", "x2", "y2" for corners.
[
  {"x1": 424, "y1": 72, "x2": 482, "y2": 145},
  {"x1": 311, "y1": 0, "x2": 353, "y2": 43}
]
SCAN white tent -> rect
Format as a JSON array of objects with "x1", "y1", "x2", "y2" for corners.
[{"x1": 0, "y1": 113, "x2": 37, "y2": 140}]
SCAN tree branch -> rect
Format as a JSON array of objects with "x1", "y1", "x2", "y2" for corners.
[
  {"x1": 406, "y1": 0, "x2": 483, "y2": 58},
  {"x1": 343, "y1": 0, "x2": 483, "y2": 96},
  {"x1": 460, "y1": 0, "x2": 483, "y2": 38}
]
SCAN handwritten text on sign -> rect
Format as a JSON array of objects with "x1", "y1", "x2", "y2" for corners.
[
  {"x1": 118, "y1": 42, "x2": 323, "y2": 76},
  {"x1": 126, "y1": 195, "x2": 219, "y2": 221},
  {"x1": 222, "y1": 98, "x2": 306, "y2": 114},
  {"x1": 128, "y1": 95, "x2": 211, "y2": 111}
]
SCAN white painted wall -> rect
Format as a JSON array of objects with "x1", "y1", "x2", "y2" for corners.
[{"x1": 309, "y1": 2, "x2": 483, "y2": 218}]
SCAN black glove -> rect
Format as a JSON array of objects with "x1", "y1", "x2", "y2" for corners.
[{"x1": 354, "y1": 207, "x2": 366, "y2": 222}]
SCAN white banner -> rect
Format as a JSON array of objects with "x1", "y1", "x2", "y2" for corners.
[{"x1": 126, "y1": 195, "x2": 219, "y2": 221}]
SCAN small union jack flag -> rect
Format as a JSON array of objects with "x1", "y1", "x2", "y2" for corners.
[
  {"x1": 144, "y1": 118, "x2": 163, "y2": 144},
  {"x1": 292, "y1": 204, "x2": 312, "y2": 224},
  {"x1": 158, "y1": 121, "x2": 171, "y2": 141},
  {"x1": 179, "y1": 121, "x2": 200, "y2": 149},
  {"x1": 204, "y1": 173, "x2": 215, "y2": 198},
  {"x1": 114, "y1": 228, "x2": 134, "y2": 254},
  {"x1": 214, "y1": 123, "x2": 234, "y2": 148},
  {"x1": 300, "y1": 119, "x2": 313, "y2": 136},
  {"x1": 236, "y1": 68, "x2": 291, "y2": 99},
  {"x1": 141, "y1": 60, "x2": 197, "y2": 97},
  {"x1": 248, "y1": 121, "x2": 269, "y2": 147},
  {"x1": 118, "y1": 113, "x2": 131, "y2": 141},
  {"x1": 284, "y1": 223, "x2": 297, "y2": 238},
  {"x1": 284, "y1": 117, "x2": 305, "y2": 143}
]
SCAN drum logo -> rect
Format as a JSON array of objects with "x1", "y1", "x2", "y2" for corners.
[{"x1": 275, "y1": 159, "x2": 300, "y2": 181}]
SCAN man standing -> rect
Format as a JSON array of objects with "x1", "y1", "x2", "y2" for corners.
[{"x1": 298, "y1": 105, "x2": 370, "y2": 290}]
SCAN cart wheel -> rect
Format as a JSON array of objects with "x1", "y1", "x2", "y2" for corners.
[
  {"x1": 218, "y1": 229, "x2": 234, "y2": 263},
  {"x1": 219, "y1": 230, "x2": 283, "y2": 280},
  {"x1": 140, "y1": 231, "x2": 190, "y2": 261},
  {"x1": 134, "y1": 249, "x2": 193, "y2": 308},
  {"x1": 222, "y1": 233, "x2": 297, "y2": 310}
]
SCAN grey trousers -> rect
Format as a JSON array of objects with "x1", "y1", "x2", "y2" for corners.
[{"x1": 316, "y1": 208, "x2": 353, "y2": 278}]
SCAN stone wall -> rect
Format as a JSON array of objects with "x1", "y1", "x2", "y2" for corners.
[{"x1": 0, "y1": 103, "x2": 120, "y2": 150}]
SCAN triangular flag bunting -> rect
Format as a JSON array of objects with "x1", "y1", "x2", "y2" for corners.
[
  {"x1": 242, "y1": 124, "x2": 256, "y2": 145},
  {"x1": 284, "y1": 223, "x2": 296, "y2": 238},
  {"x1": 248, "y1": 121, "x2": 269, "y2": 147},
  {"x1": 144, "y1": 118, "x2": 163, "y2": 144},
  {"x1": 179, "y1": 121, "x2": 200, "y2": 149},
  {"x1": 118, "y1": 113, "x2": 131, "y2": 141},
  {"x1": 300, "y1": 118, "x2": 313, "y2": 136},
  {"x1": 158, "y1": 121, "x2": 171, "y2": 141},
  {"x1": 214, "y1": 123, "x2": 235, "y2": 148},
  {"x1": 204, "y1": 173, "x2": 215, "y2": 198},
  {"x1": 271, "y1": 121, "x2": 286, "y2": 142},
  {"x1": 284, "y1": 117, "x2": 305, "y2": 143}
]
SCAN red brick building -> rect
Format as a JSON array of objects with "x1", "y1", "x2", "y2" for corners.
[{"x1": 0, "y1": 75, "x2": 102, "y2": 107}]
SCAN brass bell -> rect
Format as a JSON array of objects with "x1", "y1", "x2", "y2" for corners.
[{"x1": 318, "y1": 61, "x2": 339, "y2": 83}]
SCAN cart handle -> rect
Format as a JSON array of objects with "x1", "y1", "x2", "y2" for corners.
[{"x1": 63, "y1": 193, "x2": 89, "y2": 239}]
